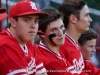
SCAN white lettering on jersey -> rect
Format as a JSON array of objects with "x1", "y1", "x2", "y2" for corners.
[
  {"x1": 30, "y1": 2, "x2": 37, "y2": 10},
  {"x1": 7, "y1": 57, "x2": 36, "y2": 75},
  {"x1": 67, "y1": 53, "x2": 84, "y2": 74},
  {"x1": 27, "y1": 57, "x2": 36, "y2": 74}
]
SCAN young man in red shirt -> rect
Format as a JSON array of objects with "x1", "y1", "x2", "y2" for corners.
[
  {"x1": 59, "y1": 0, "x2": 92, "y2": 74},
  {"x1": 37, "y1": 7, "x2": 79, "y2": 75},
  {"x1": 78, "y1": 28, "x2": 100, "y2": 75},
  {"x1": 0, "y1": 0, "x2": 48, "y2": 75},
  {"x1": 0, "y1": 8, "x2": 7, "y2": 21}
]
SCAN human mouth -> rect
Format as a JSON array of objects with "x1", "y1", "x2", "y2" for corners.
[
  {"x1": 58, "y1": 38, "x2": 64, "y2": 41},
  {"x1": 90, "y1": 53, "x2": 94, "y2": 57},
  {"x1": 29, "y1": 31, "x2": 35, "y2": 34}
]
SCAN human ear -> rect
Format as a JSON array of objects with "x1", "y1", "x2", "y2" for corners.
[
  {"x1": 69, "y1": 14, "x2": 77, "y2": 24},
  {"x1": 10, "y1": 18, "x2": 17, "y2": 28}
]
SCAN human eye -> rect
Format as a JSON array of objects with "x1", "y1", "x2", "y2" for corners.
[
  {"x1": 89, "y1": 45, "x2": 94, "y2": 48},
  {"x1": 34, "y1": 19, "x2": 39, "y2": 24},
  {"x1": 85, "y1": 13, "x2": 89, "y2": 17},
  {"x1": 50, "y1": 28, "x2": 57, "y2": 33},
  {"x1": 52, "y1": 29, "x2": 56, "y2": 32},
  {"x1": 24, "y1": 19, "x2": 30, "y2": 23},
  {"x1": 60, "y1": 25, "x2": 65, "y2": 30}
]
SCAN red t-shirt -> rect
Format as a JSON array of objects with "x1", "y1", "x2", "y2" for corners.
[
  {"x1": 0, "y1": 29, "x2": 46, "y2": 75},
  {"x1": 37, "y1": 42, "x2": 79, "y2": 75}
]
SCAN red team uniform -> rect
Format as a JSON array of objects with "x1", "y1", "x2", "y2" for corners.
[
  {"x1": 60, "y1": 33, "x2": 100, "y2": 75},
  {"x1": 37, "y1": 42, "x2": 79, "y2": 75},
  {"x1": 0, "y1": 29, "x2": 46, "y2": 75},
  {"x1": 60, "y1": 33, "x2": 85, "y2": 74},
  {"x1": 84, "y1": 60, "x2": 100, "y2": 75}
]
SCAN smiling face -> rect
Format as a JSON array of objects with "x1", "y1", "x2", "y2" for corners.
[
  {"x1": 80, "y1": 39, "x2": 96, "y2": 60},
  {"x1": 75, "y1": 5, "x2": 92, "y2": 33},
  {"x1": 10, "y1": 15, "x2": 39, "y2": 44},
  {"x1": 43, "y1": 18, "x2": 65, "y2": 46}
]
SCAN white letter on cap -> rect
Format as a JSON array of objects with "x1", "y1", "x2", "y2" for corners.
[{"x1": 30, "y1": 2, "x2": 37, "y2": 10}]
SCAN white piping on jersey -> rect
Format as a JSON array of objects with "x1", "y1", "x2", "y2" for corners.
[
  {"x1": 39, "y1": 41, "x2": 68, "y2": 68},
  {"x1": 39, "y1": 41, "x2": 63, "y2": 59},
  {"x1": 65, "y1": 33, "x2": 80, "y2": 50},
  {"x1": 6, "y1": 28, "x2": 28, "y2": 56},
  {"x1": 6, "y1": 29, "x2": 11, "y2": 36},
  {"x1": 19, "y1": 44, "x2": 28, "y2": 56},
  {"x1": 7, "y1": 28, "x2": 15, "y2": 38},
  {"x1": 65, "y1": 33, "x2": 84, "y2": 74}
]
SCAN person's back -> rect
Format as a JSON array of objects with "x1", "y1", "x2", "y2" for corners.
[
  {"x1": 59, "y1": 0, "x2": 92, "y2": 74},
  {"x1": 37, "y1": 7, "x2": 78, "y2": 75},
  {"x1": 0, "y1": 0, "x2": 48, "y2": 75},
  {"x1": 60, "y1": 33, "x2": 84, "y2": 74}
]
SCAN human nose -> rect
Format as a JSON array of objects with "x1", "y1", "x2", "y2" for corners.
[
  {"x1": 58, "y1": 29, "x2": 64, "y2": 36},
  {"x1": 30, "y1": 20, "x2": 38, "y2": 28},
  {"x1": 88, "y1": 16, "x2": 92, "y2": 22},
  {"x1": 92, "y1": 47, "x2": 96, "y2": 53}
]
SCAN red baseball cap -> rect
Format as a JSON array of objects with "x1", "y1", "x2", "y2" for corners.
[
  {"x1": 10, "y1": 1, "x2": 48, "y2": 18},
  {"x1": 0, "y1": 8, "x2": 7, "y2": 20}
]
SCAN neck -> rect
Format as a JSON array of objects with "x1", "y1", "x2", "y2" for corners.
[
  {"x1": 42, "y1": 40, "x2": 59, "y2": 54},
  {"x1": 9, "y1": 27, "x2": 26, "y2": 47},
  {"x1": 66, "y1": 28, "x2": 81, "y2": 42}
]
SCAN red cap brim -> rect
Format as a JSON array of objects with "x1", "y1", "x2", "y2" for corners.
[
  {"x1": 37, "y1": 30, "x2": 45, "y2": 35},
  {"x1": 17, "y1": 12, "x2": 48, "y2": 18},
  {"x1": 0, "y1": 8, "x2": 6, "y2": 13},
  {"x1": 0, "y1": 13, "x2": 7, "y2": 21}
]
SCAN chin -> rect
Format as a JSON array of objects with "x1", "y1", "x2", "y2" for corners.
[
  {"x1": 58, "y1": 43, "x2": 64, "y2": 46},
  {"x1": 86, "y1": 27, "x2": 89, "y2": 31},
  {"x1": 27, "y1": 39, "x2": 34, "y2": 42},
  {"x1": 86, "y1": 58, "x2": 91, "y2": 60},
  {"x1": 84, "y1": 57, "x2": 90, "y2": 60},
  {"x1": 82, "y1": 29, "x2": 89, "y2": 33}
]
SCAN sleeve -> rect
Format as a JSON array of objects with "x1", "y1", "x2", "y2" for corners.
[
  {"x1": 85, "y1": 60, "x2": 100, "y2": 75},
  {"x1": 34, "y1": 47, "x2": 46, "y2": 74},
  {"x1": 95, "y1": 67, "x2": 100, "y2": 75},
  {"x1": 0, "y1": 44, "x2": 28, "y2": 75}
]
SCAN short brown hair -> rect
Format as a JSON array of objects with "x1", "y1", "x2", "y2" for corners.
[
  {"x1": 59, "y1": 0, "x2": 87, "y2": 28},
  {"x1": 78, "y1": 28, "x2": 99, "y2": 46}
]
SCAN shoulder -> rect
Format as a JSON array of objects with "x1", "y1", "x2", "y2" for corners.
[{"x1": 0, "y1": 30, "x2": 17, "y2": 46}]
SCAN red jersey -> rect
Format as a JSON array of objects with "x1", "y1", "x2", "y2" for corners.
[
  {"x1": 37, "y1": 42, "x2": 79, "y2": 75},
  {"x1": 60, "y1": 33, "x2": 85, "y2": 74},
  {"x1": 84, "y1": 60, "x2": 100, "y2": 75},
  {"x1": 0, "y1": 29, "x2": 46, "y2": 75}
]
